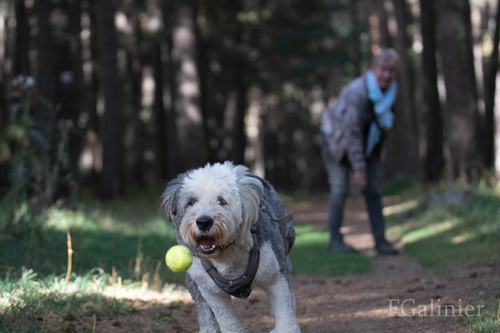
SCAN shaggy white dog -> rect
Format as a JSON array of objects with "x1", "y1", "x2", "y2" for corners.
[{"x1": 161, "y1": 161, "x2": 301, "y2": 333}]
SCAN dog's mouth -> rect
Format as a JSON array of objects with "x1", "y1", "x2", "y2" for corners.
[{"x1": 196, "y1": 238, "x2": 218, "y2": 255}]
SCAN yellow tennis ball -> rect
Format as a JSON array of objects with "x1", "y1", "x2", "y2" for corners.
[{"x1": 165, "y1": 245, "x2": 193, "y2": 273}]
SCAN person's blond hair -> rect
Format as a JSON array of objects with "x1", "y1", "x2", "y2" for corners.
[{"x1": 371, "y1": 48, "x2": 399, "y2": 68}]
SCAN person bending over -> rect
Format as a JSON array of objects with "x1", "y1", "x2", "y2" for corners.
[{"x1": 320, "y1": 48, "x2": 399, "y2": 255}]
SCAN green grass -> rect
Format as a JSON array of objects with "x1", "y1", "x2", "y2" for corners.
[
  {"x1": 387, "y1": 189, "x2": 500, "y2": 272},
  {"x1": 0, "y1": 187, "x2": 182, "y2": 283},
  {"x1": 460, "y1": 299, "x2": 500, "y2": 333},
  {"x1": 0, "y1": 185, "x2": 372, "y2": 331},
  {"x1": 3, "y1": 183, "x2": 500, "y2": 332},
  {"x1": 0, "y1": 267, "x2": 128, "y2": 332},
  {"x1": 0, "y1": 267, "x2": 184, "y2": 332},
  {"x1": 290, "y1": 224, "x2": 371, "y2": 276},
  {"x1": 381, "y1": 175, "x2": 420, "y2": 197},
  {"x1": 386, "y1": 186, "x2": 500, "y2": 333},
  {"x1": 0, "y1": 186, "x2": 185, "y2": 332}
]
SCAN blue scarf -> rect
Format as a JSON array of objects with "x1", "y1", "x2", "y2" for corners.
[{"x1": 365, "y1": 70, "x2": 397, "y2": 156}]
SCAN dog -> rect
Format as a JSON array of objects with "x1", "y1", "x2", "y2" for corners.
[{"x1": 161, "y1": 161, "x2": 301, "y2": 333}]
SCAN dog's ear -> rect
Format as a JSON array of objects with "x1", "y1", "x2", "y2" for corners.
[
  {"x1": 234, "y1": 166, "x2": 264, "y2": 225},
  {"x1": 160, "y1": 175, "x2": 185, "y2": 228}
]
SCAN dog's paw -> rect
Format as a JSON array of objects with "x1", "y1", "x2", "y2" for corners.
[{"x1": 270, "y1": 323, "x2": 301, "y2": 333}]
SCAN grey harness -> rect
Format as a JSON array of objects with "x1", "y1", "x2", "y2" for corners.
[{"x1": 200, "y1": 211, "x2": 293, "y2": 299}]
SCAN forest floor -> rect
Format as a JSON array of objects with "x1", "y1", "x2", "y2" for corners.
[{"x1": 92, "y1": 196, "x2": 498, "y2": 332}]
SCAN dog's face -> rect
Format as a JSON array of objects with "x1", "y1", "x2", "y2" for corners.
[{"x1": 161, "y1": 162, "x2": 264, "y2": 258}]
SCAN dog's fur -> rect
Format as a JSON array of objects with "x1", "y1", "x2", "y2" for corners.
[{"x1": 161, "y1": 161, "x2": 301, "y2": 333}]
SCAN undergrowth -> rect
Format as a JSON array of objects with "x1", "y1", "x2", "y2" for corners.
[
  {"x1": 0, "y1": 187, "x2": 185, "y2": 332},
  {"x1": 2, "y1": 181, "x2": 500, "y2": 332},
  {"x1": 386, "y1": 185, "x2": 500, "y2": 333}
]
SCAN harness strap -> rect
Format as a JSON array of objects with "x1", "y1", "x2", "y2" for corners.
[
  {"x1": 272, "y1": 211, "x2": 293, "y2": 224},
  {"x1": 201, "y1": 225, "x2": 260, "y2": 299},
  {"x1": 200, "y1": 208, "x2": 293, "y2": 300},
  {"x1": 260, "y1": 203, "x2": 294, "y2": 225}
]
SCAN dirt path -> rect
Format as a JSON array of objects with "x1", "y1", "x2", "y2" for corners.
[
  {"x1": 281, "y1": 197, "x2": 470, "y2": 333},
  {"x1": 102, "y1": 196, "x2": 497, "y2": 332},
  {"x1": 224, "y1": 197, "x2": 471, "y2": 333}
]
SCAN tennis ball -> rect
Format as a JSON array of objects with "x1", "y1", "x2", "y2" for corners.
[{"x1": 165, "y1": 245, "x2": 193, "y2": 273}]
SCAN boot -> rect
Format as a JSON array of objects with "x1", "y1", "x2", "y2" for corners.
[
  {"x1": 375, "y1": 238, "x2": 398, "y2": 255},
  {"x1": 328, "y1": 238, "x2": 355, "y2": 253}
]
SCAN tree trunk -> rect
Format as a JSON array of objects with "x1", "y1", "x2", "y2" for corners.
[
  {"x1": 367, "y1": 0, "x2": 393, "y2": 49},
  {"x1": 14, "y1": 0, "x2": 30, "y2": 76},
  {"x1": 151, "y1": 41, "x2": 168, "y2": 179},
  {"x1": 96, "y1": 0, "x2": 122, "y2": 198},
  {"x1": 121, "y1": 14, "x2": 144, "y2": 189},
  {"x1": 169, "y1": 0, "x2": 204, "y2": 172},
  {"x1": 435, "y1": 0, "x2": 479, "y2": 182},
  {"x1": 36, "y1": 0, "x2": 56, "y2": 137},
  {"x1": 36, "y1": 0, "x2": 76, "y2": 205},
  {"x1": 388, "y1": 0, "x2": 419, "y2": 178},
  {"x1": 369, "y1": 0, "x2": 419, "y2": 180},
  {"x1": 420, "y1": 0, "x2": 444, "y2": 183},
  {"x1": 483, "y1": 1, "x2": 500, "y2": 169}
]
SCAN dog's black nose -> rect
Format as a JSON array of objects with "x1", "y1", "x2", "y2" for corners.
[{"x1": 196, "y1": 216, "x2": 213, "y2": 231}]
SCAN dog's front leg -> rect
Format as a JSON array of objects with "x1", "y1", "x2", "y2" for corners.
[
  {"x1": 186, "y1": 274, "x2": 220, "y2": 332},
  {"x1": 199, "y1": 288, "x2": 246, "y2": 333},
  {"x1": 264, "y1": 274, "x2": 301, "y2": 333}
]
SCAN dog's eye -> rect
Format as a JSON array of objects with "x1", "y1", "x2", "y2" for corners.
[
  {"x1": 186, "y1": 199, "x2": 197, "y2": 208},
  {"x1": 217, "y1": 197, "x2": 227, "y2": 206}
]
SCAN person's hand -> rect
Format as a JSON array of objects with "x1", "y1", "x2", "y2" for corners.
[{"x1": 353, "y1": 171, "x2": 367, "y2": 190}]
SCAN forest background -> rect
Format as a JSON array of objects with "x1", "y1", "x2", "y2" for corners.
[{"x1": 1, "y1": 0, "x2": 500, "y2": 234}]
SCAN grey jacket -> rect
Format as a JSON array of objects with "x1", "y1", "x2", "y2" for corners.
[{"x1": 321, "y1": 74, "x2": 377, "y2": 172}]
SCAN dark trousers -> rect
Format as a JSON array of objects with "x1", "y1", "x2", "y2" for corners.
[{"x1": 321, "y1": 136, "x2": 386, "y2": 244}]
